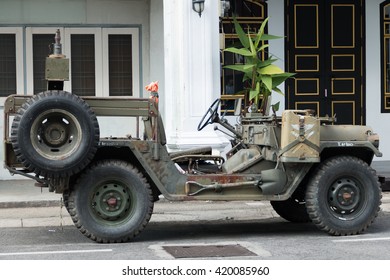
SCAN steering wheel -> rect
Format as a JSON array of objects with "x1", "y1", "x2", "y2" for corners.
[{"x1": 197, "y1": 99, "x2": 221, "y2": 131}]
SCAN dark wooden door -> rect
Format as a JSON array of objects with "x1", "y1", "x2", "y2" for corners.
[{"x1": 285, "y1": 0, "x2": 365, "y2": 124}]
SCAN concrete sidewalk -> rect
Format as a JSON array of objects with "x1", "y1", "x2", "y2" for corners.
[{"x1": 0, "y1": 179, "x2": 63, "y2": 208}]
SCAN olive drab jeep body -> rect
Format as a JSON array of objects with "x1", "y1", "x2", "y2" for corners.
[{"x1": 2, "y1": 31, "x2": 383, "y2": 243}]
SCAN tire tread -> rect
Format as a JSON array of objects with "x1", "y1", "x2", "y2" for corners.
[
  {"x1": 66, "y1": 160, "x2": 154, "y2": 243},
  {"x1": 305, "y1": 156, "x2": 382, "y2": 236}
]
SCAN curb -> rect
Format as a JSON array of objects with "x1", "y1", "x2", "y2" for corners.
[{"x1": 0, "y1": 200, "x2": 62, "y2": 209}]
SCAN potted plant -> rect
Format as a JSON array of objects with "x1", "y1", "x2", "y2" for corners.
[{"x1": 224, "y1": 17, "x2": 294, "y2": 115}]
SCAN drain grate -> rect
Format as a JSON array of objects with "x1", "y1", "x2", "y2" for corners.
[{"x1": 163, "y1": 244, "x2": 257, "y2": 258}]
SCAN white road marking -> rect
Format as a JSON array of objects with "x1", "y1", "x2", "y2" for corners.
[
  {"x1": 0, "y1": 249, "x2": 112, "y2": 256},
  {"x1": 333, "y1": 237, "x2": 390, "y2": 243},
  {"x1": 245, "y1": 202, "x2": 266, "y2": 206}
]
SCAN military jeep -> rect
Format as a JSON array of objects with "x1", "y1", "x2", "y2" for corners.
[
  {"x1": 3, "y1": 90, "x2": 383, "y2": 243},
  {"x1": 2, "y1": 32, "x2": 383, "y2": 243}
]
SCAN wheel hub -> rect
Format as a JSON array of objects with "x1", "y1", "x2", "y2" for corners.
[
  {"x1": 106, "y1": 197, "x2": 118, "y2": 208},
  {"x1": 328, "y1": 178, "x2": 361, "y2": 216},
  {"x1": 31, "y1": 109, "x2": 82, "y2": 160},
  {"x1": 103, "y1": 193, "x2": 122, "y2": 212},
  {"x1": 92, "y1": 183, "x2": 132, "y2": 221},
  {"x1": 43, "y1": 122, "x2": 67, "y2": 146}
]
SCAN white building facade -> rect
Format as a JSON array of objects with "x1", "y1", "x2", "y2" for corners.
[{"x1": 0, "y1": 0, "x2": 389, "y2": 179}]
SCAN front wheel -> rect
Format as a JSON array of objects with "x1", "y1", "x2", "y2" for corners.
[
  {"x1": 66, "y1": 160, "x2": 154, "y2": 243},
  {"x1": 305, "y1": 156, "x2": 382, "y2": 236}
]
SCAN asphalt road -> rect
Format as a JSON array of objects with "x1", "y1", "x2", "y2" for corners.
[{"x1": 0, "y1": 211, "x2": 389, "y2": 260}]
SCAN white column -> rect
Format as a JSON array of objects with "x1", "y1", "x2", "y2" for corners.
[{"x1": 162, "y1": 0, "x2": 229, "y2": 153}]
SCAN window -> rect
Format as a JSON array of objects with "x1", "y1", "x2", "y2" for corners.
[
  {"x1": 219, "y1": 0, "x2": 268, "y2": 114},
  {"x1": 32, "y1": 34, "x2": 54, "y2": 94},
  {"x1": 0, "y1": 34, "x2": 16, "y2": 97},
  {"x1": 102, "y1": 28, "x2": 139, "y2": 97},
  {"x1": 71, "y1": 34, "x2": 96, "y2": 96},
  {"x1": 26, "y1": 27, "x2": 66, "y2": 94},
  {"x1": 381, "y1": 1, "x2": 390, "y2": 112},
  {"x1": 24, "y1": 27, "x2": 140, "y2": 97},
  {"x1": 0, "y1": 27, "x2": 139, "y2": 97},
  {"x1": 108, "y1": 34, "x2": 133, "y2": 96},
  {"x1": 0, "y1": 28, "x2": 23, "y2": 98}
]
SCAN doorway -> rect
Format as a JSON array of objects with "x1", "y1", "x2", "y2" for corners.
[{"x1": 285, "y1": 0, "x2": 365, "y2": 125}]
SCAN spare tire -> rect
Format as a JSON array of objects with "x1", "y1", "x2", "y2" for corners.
[{"x1": 11, "y1": 91, "x2": 100, "y2": 178}]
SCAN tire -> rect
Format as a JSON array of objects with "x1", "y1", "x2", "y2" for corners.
[
  {"x1": 62, "y1": 190, "x2": 70, "y2": 211},
  {"x1": 270, "y1": 186, "x2": 311, "y2": 223},
  {"x1": 67, "y1": 160, "x2": 154, "y2": 243},
  {"x1": 305, "y1": 156, "x2": 382, "y2": 236},
  {"x1": 11, "y1": 91, "x2": 99, "y2": 178}
]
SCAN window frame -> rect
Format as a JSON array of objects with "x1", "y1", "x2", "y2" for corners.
[
  {"x1": 64, "y1": 28, "x2": 103, "y2": 96},
  {"x1": 0, "y1": 27, "x2": 24, "y2": 100},
  {"x1": 219, "y1": 0, "x2": 268, "y2": 114},
  {"x1": 25, "y1": 26, "x2": 140, "y2": 97},
  {"x1": 102, "y1": 28, "x2": 140, "y2": 97},
  {"x1": 381, "y1": 1, "x2": 390, "y2": 113},
  {"x1": 26, "y1": 27, "x2": 66, "y2": 94}
]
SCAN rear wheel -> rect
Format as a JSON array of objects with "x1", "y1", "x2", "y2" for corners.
[
  {"x1": 66, "y1": 160, "x2": 154, "y2": 243},
  {"x1": 305, "y1": 156, "x2": 381, "y2": 236}
]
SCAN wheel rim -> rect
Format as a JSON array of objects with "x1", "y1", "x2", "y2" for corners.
[
  {"x1": 327, "y1": 177, "x2": 364, "y2": 220},
  {"x1": 91, "y1": 181, "x2": 134, "y2": 224},
  {"x1": 30, "y1": 109, "x2": 82, "y2": 160}
]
